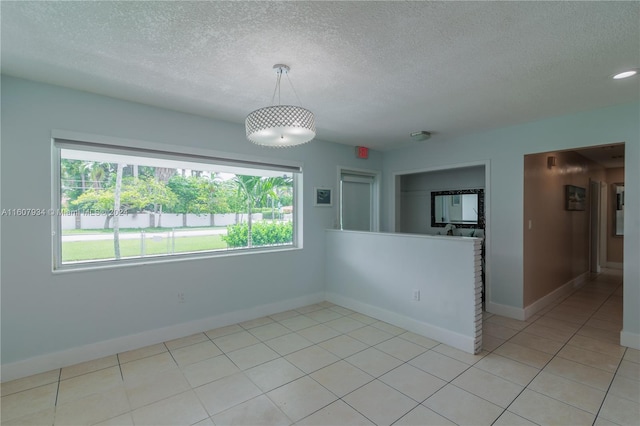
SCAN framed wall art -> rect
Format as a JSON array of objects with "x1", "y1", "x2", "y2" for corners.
[
  {"x1": 565, "y1": 185, "x2": 586, "y2": 211},
  {"x1": 314, "y1": 187, "x2": 333, "y2": 207}
]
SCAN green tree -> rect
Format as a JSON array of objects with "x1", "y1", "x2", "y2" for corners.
[
  {"x1": 233, "y1": 175, "x2": 291, "y2": 247},
  {"x1": 60, "y1": 159, "x2": 88, "y2": 205},
  {"x1": 167, "y1": 175, "x2": 209, "y2": 225},
  {"x1": 213, "y1": 180, "x2": 245, "y2": 214},
  {"x1": 197, "y1": 179, "x2": 218, "y2": 213},
  {"x1": 88, "y1": 162, "x2": 111, "y2": 189},
  {"x1": 113, "y1": 163, "x2": 124, "y2": 259},
  {"x1": 60, "y1": 159, "x2": 115, "y2": 208},
  {"x1": 71, "y1": 174, "x2": 177, "y2": 229},
  {"x1": 122, "y1": 176, "x2": 177, "y2": 213},
  {"x1": 71, "y1": 190, "x2": 113, "y2": 210},
  {"x1": 153, "y1": 167, "x2": 175, "y2": 227},
  {"x1": 167, "y1": 175, "x2": 200, "y2": 212}
]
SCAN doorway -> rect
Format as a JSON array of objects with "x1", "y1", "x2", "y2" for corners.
[
  {"x1": 522, "y1": 143, "x2": 624, "y2": 320},
  {"x1": 338, "y1": 168, "x2": 380, "y2": 232}
]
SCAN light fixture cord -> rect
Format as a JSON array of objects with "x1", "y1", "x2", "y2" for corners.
[
  {"x1": 270, "y1": 69, "x2": 283, "y2": 106},
  {"x1": 285, "y1": 72, "x2": 304, "y2": 107},
  {"x1": 269, "y1": 67, "x2": 304, "y2": 107}
]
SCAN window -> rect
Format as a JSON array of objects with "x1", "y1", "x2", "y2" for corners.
[{"x1": 53, "y1": 138, "x2": 301, "y2": 270}]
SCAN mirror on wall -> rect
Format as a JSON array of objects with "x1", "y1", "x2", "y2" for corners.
[
  {"x1": 431, "y1": 189, "x2": 484, "y2": 228},
  {"x1": 614, "y1": 183, "x2": 624, "y2": 236}
]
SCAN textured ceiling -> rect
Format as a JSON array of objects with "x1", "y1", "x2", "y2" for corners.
[{"x1": 1, "y1": 1, "x2": 639, "y2": 151}]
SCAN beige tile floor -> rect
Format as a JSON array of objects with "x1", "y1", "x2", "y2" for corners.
[{"x1": 2, "y1": 270, "x2": 639, "y2": 425}]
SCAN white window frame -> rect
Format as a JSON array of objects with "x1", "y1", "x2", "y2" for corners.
[{"x1": 51, "y1": 130, "x2": 303, "y2": 272}]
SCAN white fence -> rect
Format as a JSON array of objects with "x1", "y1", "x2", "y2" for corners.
[{"x1": 61, "y1": 213, "x2": 275, "y2": 230}]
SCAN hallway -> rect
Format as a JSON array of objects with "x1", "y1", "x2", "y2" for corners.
[{"x1": 481, "y1": 269, "x2": 637, "y2": 424}]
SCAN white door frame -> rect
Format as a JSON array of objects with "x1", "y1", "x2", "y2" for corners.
[
  {"x1": 589, "y1": 179, "x2": 602, "y2": 273},
  {"x1": 337, "y1": 166, "x2": 381, "y2": 232}
]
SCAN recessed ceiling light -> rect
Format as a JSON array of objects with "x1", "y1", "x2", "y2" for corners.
[{"x1": 612, "y1": 70, "x2": 638, "y2": 79}]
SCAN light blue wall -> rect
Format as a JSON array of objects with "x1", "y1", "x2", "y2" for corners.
[
  {"x1": 0, "y1": 76, "x2": 383, "y2": 366},
  {"x1": 381, "y1": 102, "x2": 640, "y2": 339},
  {"x1": 2, "y1": 75, "x2": 638, "y2": 371}
]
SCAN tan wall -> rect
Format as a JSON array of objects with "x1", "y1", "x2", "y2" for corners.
[
  {"x1": 606, "y1": 167, "x2": 624, "y2": 264},
  {"x1": 523, "y1": 151, "x2": 605, "y2": 307}
]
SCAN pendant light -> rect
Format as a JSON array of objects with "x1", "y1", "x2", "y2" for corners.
[{"x1": 245, "y1": 64, "x2": 316, "y2": 147}]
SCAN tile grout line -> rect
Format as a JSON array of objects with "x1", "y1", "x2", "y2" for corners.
[
  {"x1": 591, "y1": 347, "x2": 627, "y2": 426},
  {"x1": 492, "y1": 279, "x2": 610, "y2": 421},
  {"x1": 4, "y1": 282, "x2": 629, "y2": 426},
  {"x1": 248, "y1": 296, "x2": 608, "y2": 423},
  {"x1": 155, "y1": 313, "x2": 473, "y2": 422},
  {"x1": 116, "y1": 351, "x2": 137, "y2": 424},
  {"x1": 162, "y1": 341, "x2": 178, "y2": 367},
  {"x1": 116, "y1": 353, "x2": 124, "y2": 382},
  {"x1": 291, "y1": 279, "x2": 620, "y2": 425},
  {"x1": 588, "y1": 282, "x2": 627, "y2": 425},
  {"x1": 206, "y1": 311, "x2": 438, "y2": 425},
  {"x1": 285, "y1": 333, "x2": 421, "y2": 426},
  {"x1": 222, "y1": 312, "x2": 364, "y2": 424},
  {"x1": 323, "y1": 332, "x2": 485, "y2": 425},
  {"x1": 52, "y1": 367, "x2": 62, "y2": 426},
  {"x1": 490, "y1": 275, "x2": 623, "y2": 424},
  {"x1": 53, "y1": 367, "x2": 62, "y2": 407}
]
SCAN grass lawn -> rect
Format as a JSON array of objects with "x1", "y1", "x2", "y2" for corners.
[
  {"x1": 62, "y1": 235, "x2": 228, "y2": 262},
  {"x1": 62, "y1": 226, "x2": 226, "y2": 235}
]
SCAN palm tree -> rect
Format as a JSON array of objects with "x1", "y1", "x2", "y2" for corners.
[
  {"x1": 113, "y1": 163, "x2": 125, "y2": 259},
  {"x1": 233, "y1": 175, "x2": 290, "y2": 247},
  {"x1": 60, "y1": 159, "x2": 88, "y2": 204},
  {"x1": 153, "y1": 167, "x2": 175, "y2": 227},
  {"x1": 89, "y1": 162, "x2": 109, "y2": 189}
]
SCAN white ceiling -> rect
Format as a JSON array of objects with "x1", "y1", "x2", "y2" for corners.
[{"x1": 1, "y1": 1, "x2": 638, "y2": 151}]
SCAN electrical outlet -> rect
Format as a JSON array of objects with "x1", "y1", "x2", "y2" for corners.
[
  {"x1": 178, "y1": 292, "x2": 185, "y2": 303},
  {"x1": 412, "y1": 289, "x2": 420, "y2": 301}
]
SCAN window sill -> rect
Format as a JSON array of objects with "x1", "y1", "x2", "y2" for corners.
[{"x1": 52, "y1": 245, "x2": 301, "y2": 274}]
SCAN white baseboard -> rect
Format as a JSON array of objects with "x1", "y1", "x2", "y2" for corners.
[
  {"x1": 522, "y1": 271, "x2": 589, "y2": 320},
  {"x1": 1, "y1": 293, "x2": 324, "y2": 382},
  {"x1": 486, "y1": 272, "x2": 591, "y2": 322},
  {"x1": 621, "y1": 330, "x2": 640, "y2": 350},
  {"x1": 325, "y1": 292, "x2": 477, "y2": 354},
  {"x1": 485, "y1": 302, "x2": 525, "y2": 321}
]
